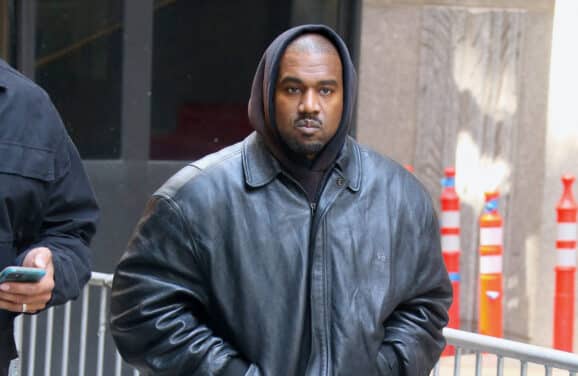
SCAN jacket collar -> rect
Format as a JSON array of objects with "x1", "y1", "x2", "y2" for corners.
[
  {"x1": 334, "y1": 136, "x2": 361, "y2": 192},
  {"x1": 0, "y1": 59, "x2": 11, "y2": 89},
  {"x1": 243, "y1": 131, "x2": 361, "y2": 192},
  {"x1": 243, "y1": 132, "x2": 282, "y2": 187}
]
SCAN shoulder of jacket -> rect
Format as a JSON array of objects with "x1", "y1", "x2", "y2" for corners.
[
  {"x1": 0, "y1": 63, "x2": 66, "y2": 147},
  {"x1": 355, "y1": 141, "x2": 403, "y2": 173},
  {"x1": 154, "y1": 141, "x2": 244, "y2": 200},
  {"x1": 191, "y1": 141, "x2": 243, "y2": 171},
  {"x1": 355, "y1": 141, "x2": 431, "y2": 199},
  {"x1": 0, "y1": 63, "x2": 51, "y2": 105}
]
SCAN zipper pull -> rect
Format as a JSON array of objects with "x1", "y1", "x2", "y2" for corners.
[{"x1": 310, "y1": 202, "x2": 317, "y2": 213}]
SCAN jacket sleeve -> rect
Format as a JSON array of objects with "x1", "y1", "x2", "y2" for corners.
[
  {"x1": 110, "y1": 196, "x2": 253, "y2": 376},
  {"x1": 14, "y1": 104, "x2": 99, "y2": 306},
  {"x1": 377, "y1": 189, "x2": 452, "y2": 376}
]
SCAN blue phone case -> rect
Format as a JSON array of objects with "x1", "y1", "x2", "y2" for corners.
[{"x1": 0, "y1": 266, "x2": 46, "y2": 284}]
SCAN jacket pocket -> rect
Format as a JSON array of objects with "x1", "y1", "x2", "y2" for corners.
[{"x1": 0, "y1": 142, "x2": 55, "y2": 182}]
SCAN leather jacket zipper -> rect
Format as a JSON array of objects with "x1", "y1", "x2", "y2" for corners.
[
  {"x1": 284, "y1": 170, "x2": 334, "y2": 375},
  {"x1": 308, "y1": 172, "x2": 336, "y2": 376}
]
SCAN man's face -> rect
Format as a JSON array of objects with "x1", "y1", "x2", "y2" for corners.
[{"x1": 274, "y1": 42, "x2": 343, "y2": 159}]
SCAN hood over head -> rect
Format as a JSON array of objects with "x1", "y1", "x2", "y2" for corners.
[{"x1": 247, "y1": 24, "x2": 357, "y2": 201}]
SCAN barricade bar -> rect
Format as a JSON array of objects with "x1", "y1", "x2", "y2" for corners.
[
  {"x1": 89, "y1": 271, "x2": 114, "y2": 288},
  {"x1": 444, "y1": 328, "x2": 578, "y2": 371},
  {"x1": 26, "y1": 315, "x2": 37, "y2": 376}
]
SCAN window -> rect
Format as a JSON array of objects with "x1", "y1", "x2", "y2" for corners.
[
  {"x1": 149, "y1": 0, "x2": 358, "y2": 160},
  {"x1": 149, "y1": 0, "x2": 286, "y2": 160},
  {"x1": 35, "y1": 0, "x2": 123, "y2": 159}
]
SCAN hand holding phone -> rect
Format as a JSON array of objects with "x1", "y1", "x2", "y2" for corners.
[
  {"x1": 0, "y1": 247, "x2": 53, "y2": 313},
  {"x1": 0, "y1": 266, "x2": 46, "y2": 284}
]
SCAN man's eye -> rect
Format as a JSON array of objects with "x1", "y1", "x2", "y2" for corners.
[
  {"x1": 319, "y1": 88, "x2": 333, "y2": 96},
  {"x1": 287, "y1": 87, "x2": 300, "y2": 94}
]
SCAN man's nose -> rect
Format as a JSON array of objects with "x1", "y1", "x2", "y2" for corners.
[{"x1": 298, "y1": 90, "x2": 320, "y2": 113}]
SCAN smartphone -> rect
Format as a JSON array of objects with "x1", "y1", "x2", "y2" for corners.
[{"x1": 0, "y1": 266, "x2": 46, "y2": 284}]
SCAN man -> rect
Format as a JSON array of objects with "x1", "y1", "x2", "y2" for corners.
[
  {"x1": 110, "y1": 24, "x2": 451, "y2": 375},
  {"x1": 0, "y1": 58, "x2": 99, "y2": 375}
]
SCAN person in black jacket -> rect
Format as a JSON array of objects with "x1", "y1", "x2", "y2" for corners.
[
  {"x1": 110, "y1": 24, "x2": 451, "y2": 375},
  {"x1": 0, "y1": 58, "x2": 99, "y2": 376}
]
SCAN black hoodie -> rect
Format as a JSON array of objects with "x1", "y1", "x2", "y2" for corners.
[{"x1": 247, "y1": 24, "x2": 357, "y2": 202}]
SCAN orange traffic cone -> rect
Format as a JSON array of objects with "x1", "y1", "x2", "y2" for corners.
[
  {"x1": 479, "y1": 191, "x2": 503, "y2": 338},
  {"x1": 553, "y1": 174, "x2": 576, "y2": 352},
  {"x1": 440, "y1": 167, "x2": 460, "y2": 356}
]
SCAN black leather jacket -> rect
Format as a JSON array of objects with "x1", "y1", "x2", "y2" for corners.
[{"x1": 110, "y1": 132, "x2": 451, "y2": 376}]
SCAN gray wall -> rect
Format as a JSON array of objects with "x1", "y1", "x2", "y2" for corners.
[{"x1": 356, "y1": 0, "x2": 568, "y2": 347}]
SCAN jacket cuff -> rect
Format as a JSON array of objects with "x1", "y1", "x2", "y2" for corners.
[
  {"x1": 222, "y1": 357, "x2": 250, "y2": 375},
  {"x1": 379, "y1": 345, "x2": 401, "y2": 376}
]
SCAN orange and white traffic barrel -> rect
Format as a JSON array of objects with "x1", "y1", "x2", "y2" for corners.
[
  {"x1": 553, "y1": 174, "x2": 577, "y2": 352},
  {"x1": 479, "y1": 191, "x2": 503, "y2": 338},
  {"x1": 440, "y1": 167, "x2": 460, "y2": 356}
]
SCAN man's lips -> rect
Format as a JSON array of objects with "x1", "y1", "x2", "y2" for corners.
[
  {"x1": 294, "y1": 119, "x2": 322, "y2": 136},
  {"x1": 295, "y1": 119, "x2": 322, "y2": 128}
]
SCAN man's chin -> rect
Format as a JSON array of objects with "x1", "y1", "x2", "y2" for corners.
[{"x1": 288, "y1": 141, "x2": 324, "y2": 158}]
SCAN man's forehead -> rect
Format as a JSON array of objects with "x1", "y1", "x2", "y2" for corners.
[
  {"x1": 285, "y1": 34, "x2": 339, "y2": 56},
  {"x1": 277, "y1": 37, "x2": 343, "y2": 83}
]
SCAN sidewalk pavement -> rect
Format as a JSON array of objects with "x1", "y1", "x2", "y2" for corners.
[{"x1": 436, "y1": 353, "x2": 569, "y2": 375}]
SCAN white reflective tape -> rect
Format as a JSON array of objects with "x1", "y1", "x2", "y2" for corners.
[
  {"x1": 486, "y1": 290, "x2": 500, "y2": 300},
  {"x1": 558, "y1": 223, "x2": 577, "y2": 241},
  {"x1": 480, "y1": 227, "x2": 503, "y2": 246},
  {"x1": 557, "y1": 249, "x2": 577, "y2": 267},
  {"x1": 441, "y1": 211, "x2": 460, "y2": 228},
  {"x1": 480, "y1": 255, "x2": 502, "y2": 274},
  {"x1": 442, "y1": 235, "x2": 460, "y2": 252}
]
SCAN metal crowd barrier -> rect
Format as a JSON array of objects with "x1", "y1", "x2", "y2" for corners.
[
  {"x1": 432, "y1": 328, "x2": 578, "y2": 375},
  {"x1": 13, "y1": 272, "x2": 139, "y2": 376},
  {"x1": 12, "y1": 273, "x2": 578, "y2": 375}
]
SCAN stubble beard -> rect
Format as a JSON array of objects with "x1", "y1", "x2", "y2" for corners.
[{"x1": 282, "y1": 134, "x2": 324, "y2": 158}]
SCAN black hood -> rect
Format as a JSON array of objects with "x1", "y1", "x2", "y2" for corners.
[{"x1": 247, "y1": 24, "x2": 357, "y2": 200}]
